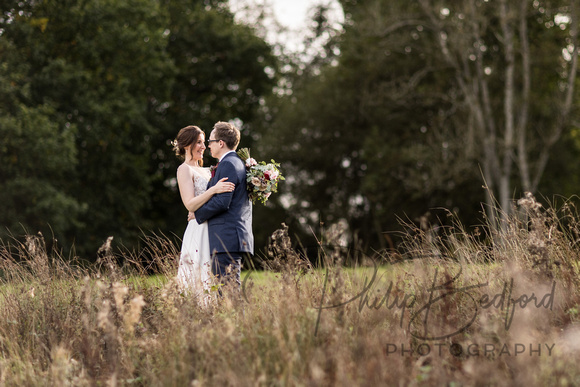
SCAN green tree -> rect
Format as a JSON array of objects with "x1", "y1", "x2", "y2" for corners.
[
  {"x1": 0, "y1": 0, "x2": 277, "y2": 257},
  {"x1": 0, "y1": 101, "x2": 85, "y2": 241},
  {"x1": 0, "y1": 20, "x2": 85, "y2": 246},
  {"x1": 261, "y1": 0, "x2": 580, "y2": 255},
  {"x1": 16, "y1": 0, "x2": 174, "y2": 253},
  {"x1": 416, "y1": 0, "x2": 579, "y2": 229}
]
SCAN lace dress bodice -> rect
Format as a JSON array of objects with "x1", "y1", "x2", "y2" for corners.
[{"x1": 192, "y1": 167, "x2": 210, "y2": 197}]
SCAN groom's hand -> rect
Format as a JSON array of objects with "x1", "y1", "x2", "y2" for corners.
[{"x1": 187, "y1": 211, "x2": 195, "y2": 222}]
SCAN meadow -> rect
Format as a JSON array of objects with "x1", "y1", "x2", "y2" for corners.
[{"x1": 0, "y1": 194, "x2": 579, "y2": 386}]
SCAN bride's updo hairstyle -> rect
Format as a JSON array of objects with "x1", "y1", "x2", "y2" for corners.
[
  {"x1": 172, "y1": 125, "x2": 204, "y2": 166},
  {"x1": 213, "y1": 121, "x2": 240, "y2": 150}
]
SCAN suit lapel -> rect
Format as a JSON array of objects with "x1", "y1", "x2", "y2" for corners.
[{"x1": 208, "y1": 152, "x2": 233, "y2": 188}]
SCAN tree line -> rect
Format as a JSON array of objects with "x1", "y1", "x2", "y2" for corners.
[
  {"x1": 258, "y1": 0, "x2": 580, "y2": 254},
  {"x1": 0, "y1": 0, "x2": 276, "y2": 258},
  {"x1": 2, "y1": 0, "x2": 580, "y2": 262}
]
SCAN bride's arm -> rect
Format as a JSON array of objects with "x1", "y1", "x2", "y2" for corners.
[{"x1": 177, "y1": 166, "x2": 234, "y2": 213}]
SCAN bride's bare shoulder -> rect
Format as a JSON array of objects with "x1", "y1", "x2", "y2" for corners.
[{"x1": 177, "y1": 162, "x2": 194, "y2": 176}]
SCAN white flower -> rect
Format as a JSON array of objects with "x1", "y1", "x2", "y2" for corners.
[{"x1": 251, "y1": 177, "x2": 262, "y2": 186}]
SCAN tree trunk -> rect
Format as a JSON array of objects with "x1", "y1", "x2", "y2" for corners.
[{"x1": 421, "y1": 0, "x2": 578, "y2": 231}]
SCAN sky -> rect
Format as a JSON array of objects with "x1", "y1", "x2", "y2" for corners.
[
  {"x1": 270, "y1": 0, "x2": 319, "y2": 29},
  {"x1": 229, "y1": 0, "x2": 343, "y2": 52}
]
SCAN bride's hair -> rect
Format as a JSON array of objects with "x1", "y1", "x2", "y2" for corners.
[{"x1": 172, "y1": 125, "x2": 204, "y2": 166}]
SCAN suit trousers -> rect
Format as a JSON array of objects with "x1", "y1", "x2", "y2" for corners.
[{"x1": 212, "y1": 252, "x2": 242, "y2": 293}]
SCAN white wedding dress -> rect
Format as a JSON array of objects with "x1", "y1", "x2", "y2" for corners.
[{"x1": 177, "y1": 167, "x2": 212, "y2": 299}]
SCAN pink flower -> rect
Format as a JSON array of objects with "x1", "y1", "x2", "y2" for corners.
[
  {"x1": 246, "y1": 158, "x2": 257, "y2": 167},
  {"x1": 264, "y1": 169, "x2": 279, "y2": 181},
  {"x1": 264, "y1": 170, "x2": 274, "y2": 181}
]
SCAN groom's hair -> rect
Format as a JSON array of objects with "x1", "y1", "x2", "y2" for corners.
[{"x1": 213, "y1": 121, "x2": 240, "y2": 150}]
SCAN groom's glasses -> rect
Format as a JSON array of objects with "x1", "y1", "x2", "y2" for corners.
[{"x1": 207, "y1": 139, "x2": 220, "y2": 145}]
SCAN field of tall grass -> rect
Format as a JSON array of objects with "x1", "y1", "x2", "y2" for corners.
[{"x1": 1, "y1": 194, "x2": 579, "y2": 386}]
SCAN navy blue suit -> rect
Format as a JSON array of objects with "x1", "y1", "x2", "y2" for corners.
[{"x1": 194, "y1": 151, "x2": 253, "y2": 289}]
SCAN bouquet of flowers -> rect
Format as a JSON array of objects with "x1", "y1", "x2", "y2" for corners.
[{"x1": 237, "y1": 148, "x2": 284, "y2": 204}]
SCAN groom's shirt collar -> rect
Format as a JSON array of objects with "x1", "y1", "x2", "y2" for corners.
[{"x1": 219, "y1": 150, "x2": 235, "y2": 162}]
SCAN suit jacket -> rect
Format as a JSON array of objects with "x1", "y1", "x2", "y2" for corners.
[{"x1": 194, "y1": 152, "x2": 254, "y2": 255}]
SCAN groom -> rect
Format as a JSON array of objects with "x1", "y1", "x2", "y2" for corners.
[{"x1": 194, "y1": 121, "x2": 253, "y2": 293}]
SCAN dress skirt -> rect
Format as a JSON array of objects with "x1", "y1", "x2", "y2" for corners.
[{"x1": 177, "y1": 220, "x2": 212, "y2": 297}]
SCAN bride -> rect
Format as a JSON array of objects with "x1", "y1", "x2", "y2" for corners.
[{"x1": 172, "y1": 125, "x2": 234, "y2": 297}]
